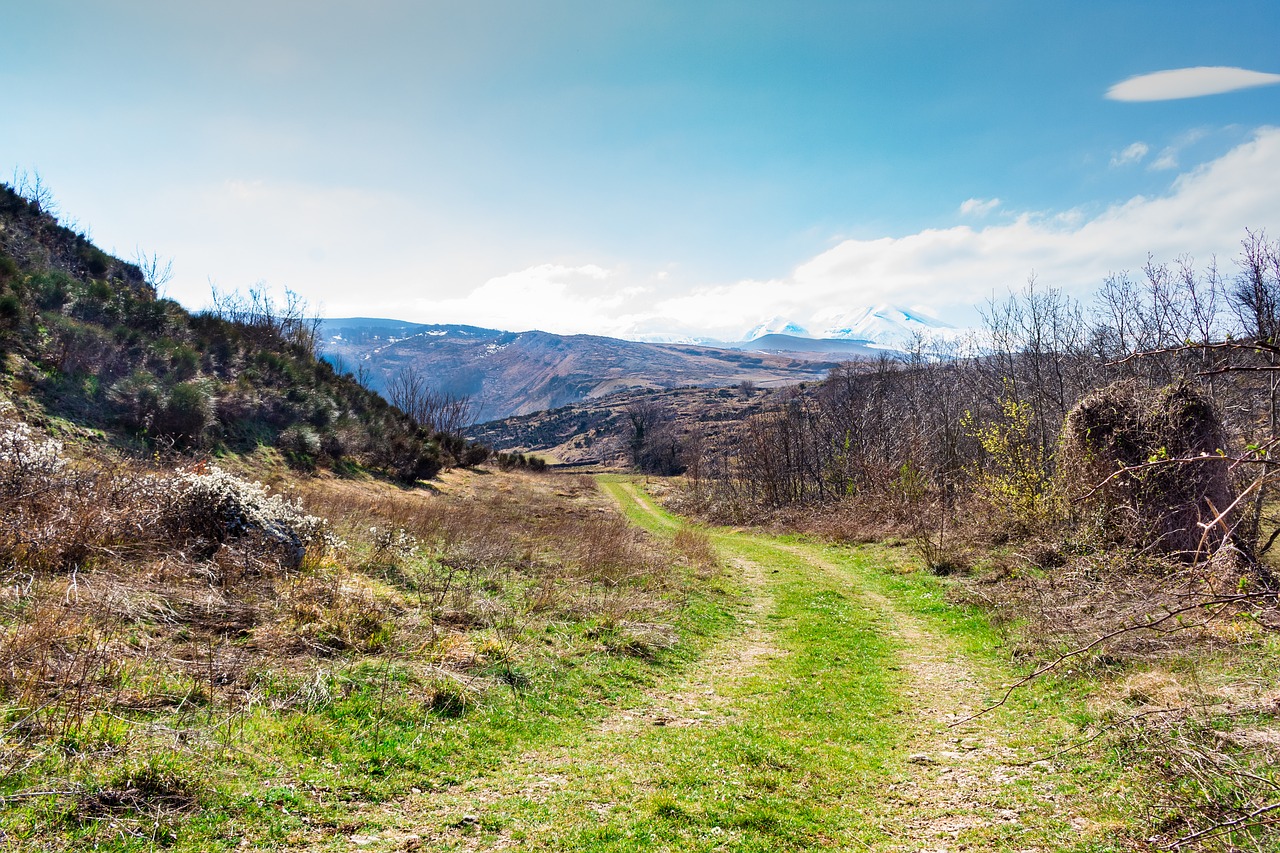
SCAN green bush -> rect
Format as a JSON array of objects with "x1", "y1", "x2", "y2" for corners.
[
  {"x1": 109, "y1": 370, "x2": 164, "y2": 432},
  {"x1": 0, "y1": 294, "x2": 19, "y2": 325},
  {"x1": 33, "y1": 272, "x2": 71, "y2": 310},
  {"x1": 154, "y1": 381, "x2": 212, "y2": 444},
  {"x1": 0, "y1": 252, "x2": 18, "y2": 283},
  {"x1": 75, "y1": 240, "x2": 112, "y2": 277}
]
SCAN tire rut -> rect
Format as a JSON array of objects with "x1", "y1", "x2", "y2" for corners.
[
  {"x1": 326, "y1": 482, "x2": 1076, "y2": 852},
  {"x1": 769, "y1": 540, "x2": 1064, "y2": 850},
  {"x1": 619, "y1": 483, "x2": 1043, "y2": 845}
]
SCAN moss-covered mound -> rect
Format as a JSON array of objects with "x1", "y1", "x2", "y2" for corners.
[{"x1": 1058, "y1": 380, "x2": 1236, "y2": 558}]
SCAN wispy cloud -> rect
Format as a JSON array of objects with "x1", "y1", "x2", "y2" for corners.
[
  {"x1": 1110, "y1": 141, "x2": 1149, "y2": 167},
  {"x1": 1150, "y1": 148, "x2": 1178, "y2": 171},
  {"x1": 1107, "y1": 67, "x2": 1280, "y2": 101},
  {"x1": 959, "y1": 197, "x2": 1000, "y2": 217},
  {"x1": 1149, "y1": 128, "x2": 1214, "y2": 172}
]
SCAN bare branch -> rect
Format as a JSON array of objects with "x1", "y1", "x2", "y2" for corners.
[
  {"x1": 1108, "y1": 339, "x2": 1280, "y2": 367},
  {"x1": 950, "y1": 592, "x2": 1274, "y2": 727},
  {"x1": 1162, "y1": 800, "x2": 1280, "y2": 849},
  {"x1": 133, "y1": 248, "x2": 174, "y2": 295}
]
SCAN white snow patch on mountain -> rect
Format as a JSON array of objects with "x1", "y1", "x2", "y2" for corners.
[
  {"x1": 742, "y1": 316, "x2": 811, "y2": 341},
  {"x1": 812, "y1": 304, "x2": 957, "y2": 348}
]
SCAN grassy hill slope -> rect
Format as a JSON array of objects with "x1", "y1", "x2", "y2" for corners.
[{"x1": 0, "y1": 184, "x2": 441, "y2": 481}]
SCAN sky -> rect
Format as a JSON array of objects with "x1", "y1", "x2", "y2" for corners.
[{"x1": 3, "y1": 1, "x2": 1280, "y2": 341}]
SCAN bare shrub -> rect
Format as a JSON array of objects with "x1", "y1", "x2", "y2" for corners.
[
  {"x1": 566, "y1": 514, "x2": 665, "y2": 587},
  {"x1": 208, "y1": 284, "x2": 321, "y2": 356},
  {"x1": 672, "y1": 526, "x2": 719, "y2": 575},
  {"x1": 386, "y1": 366, "x2": 475, "y2": 435},
  {"x1": 957, "y1": 547, "x2": 1264, "y2": 671},
  {"x1": 1107, "y1": 701, "x2": 1280, "y2": 849}
]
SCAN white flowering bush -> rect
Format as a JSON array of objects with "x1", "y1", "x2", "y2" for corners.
[
  {"x1": 163, "y1": 465, "x2": 341, "y2": 568},
  {"x1": 0, "y1": 396, "x2": 343, "y2": 578},
  {"x1": 369, "y1": 525, "x2": 421, "y2": 564},
  {"x1": 0, "y1": 405, "x2": 68, "y2": 497},
  {"x1": 0, "y1": 403, "x2": 112, "y2": 570}
]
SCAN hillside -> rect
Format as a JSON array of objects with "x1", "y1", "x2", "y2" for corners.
[
  {"x1": 321, "y1": 319, "x2": 835, "y2": 422},
  {"x1": 0, "y1": 185, "x2": 445, "y2": 480},
  {"x1": 468, "y1": 383, "x2": 779, "y2": 467}
]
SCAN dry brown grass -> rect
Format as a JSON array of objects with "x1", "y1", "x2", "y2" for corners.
[
  {"x1": 296, "y1": 469, "x2": 681, "y2": 624},
  {"x1": 0, "y1": 398, "x2": 701, "y2": 794},
  {"x1": 672, "y1": 526, "x2": 719, "y2": 576},
  {"x1": 953, "y1": 547, "x2": 1273, "y2": 665}
]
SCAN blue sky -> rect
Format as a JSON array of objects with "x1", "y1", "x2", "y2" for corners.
[{"x1": 3, "y1": 1, "x2": 1279, "y2": 339}]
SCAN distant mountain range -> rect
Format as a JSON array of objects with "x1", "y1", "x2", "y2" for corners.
[
  {"x1": 320, "y1": 304, "x2": 957, "y2": 423},
  {"x1": 639, "y1": 304, "x2": 958, "y2": 350},
  {"x1": 320, "y1": 320, "x2": 833, "y2": 423}
]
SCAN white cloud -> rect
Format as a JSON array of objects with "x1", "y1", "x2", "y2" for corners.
[
  {"x1": 748, "y1": 127, "x2": 1280, "y2": 329},
  {"x1": 959, "y1": 197, "x2": 1000, "y2": 217},
  {"x1": 1107, "y1": 67, "x2": 1280, "y2": 102},
  {"x1": 1110, "y1": 141, "x2": 1149, "y2": 167},
  {"x1": 1150, "y1": 148, "x2": 1178, "y2": 171},
  {"x1": 413, "y1": 263, "x2": 649, "y2": 336},
  {"x1": 1147, "y1": 128, "x2": 1213, "y2": 172}
]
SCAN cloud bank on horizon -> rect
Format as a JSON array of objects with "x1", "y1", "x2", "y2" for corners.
[
  {"x1": 419, "y1": 126, "x2": 1280, "y2": 341},
  {"x1": 1108, "y1": 67, "x2": 1280, "y2": 102}
]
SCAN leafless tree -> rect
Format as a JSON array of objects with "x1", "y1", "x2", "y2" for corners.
[
  {"x1": 386, "y1": 366, "x2": 475, "y2": 435},
  {"x1": 9, "y1": 168, "x2": 58, "y2": 218},
  {"x1": 624, "y1": 396, "x2": 684, "y2": 475},
  {"x1": 209, "y1": 284, "x2": 322, "y2": 357},
  {"x1": 687, "y1": 239, "x2": 1271, "y2": 531},
  {"x1": 133, "y1": 248, "x2": 174, "y2": 295}
]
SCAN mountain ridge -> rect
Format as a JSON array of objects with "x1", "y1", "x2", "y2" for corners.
[
  {"x1": 321, "y1": 318, "x2": 836, "y2": 422},
  {"x1": 320, "y1": 303, "x2": 958, "y2": 423}
]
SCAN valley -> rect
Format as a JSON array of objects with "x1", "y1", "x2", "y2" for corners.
[
  {"x1": 320, "y1": 319, "x2": 837, "y2": 423},
  {"x1": 466, "y1": 383, "x2": 776, "y2": 468}
]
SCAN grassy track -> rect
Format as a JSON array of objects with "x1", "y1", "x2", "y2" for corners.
[{"x1": 340, "y1": 477, "x2": 1135, "y2": 852}]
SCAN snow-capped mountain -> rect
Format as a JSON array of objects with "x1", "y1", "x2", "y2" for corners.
[
  {"x1": 813, "y1": 304, "x2": 955, "y2": 349},
  {"x1": 630, "y1": 331, "x2": 720, "y2": 345},
  {"x1": 741, "y1": 316, "x2": 811, "y2": 341},
  {"x1": 732, "y1": 305, "x2": 957, "y2": 350}
]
